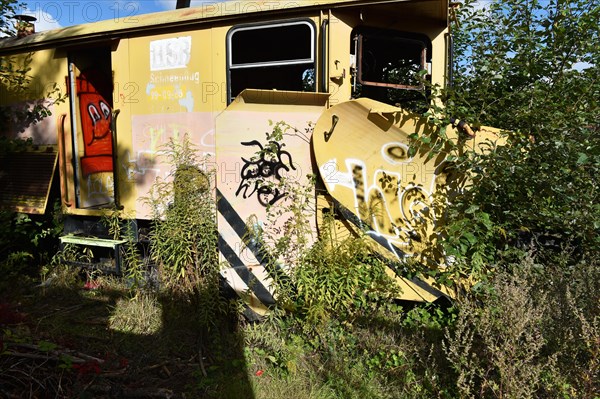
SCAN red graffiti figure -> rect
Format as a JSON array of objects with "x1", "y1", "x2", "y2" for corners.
[{"x1": 77, "y1": 70, "x2": 114, "y2": 177}]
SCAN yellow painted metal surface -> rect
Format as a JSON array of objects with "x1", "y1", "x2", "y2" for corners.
[
  {"x1": 313, "y1": 99, "x2": 450, "y2": 301},
  {"x1": 123, "y1": 28, "x2": 218, "y2": 217},
  {"x1": 311, "y1": 100, "x2": 503, "y2": 301},
  {"x1": 0, "y1": 0, "x2": 448, "y2": 52}
]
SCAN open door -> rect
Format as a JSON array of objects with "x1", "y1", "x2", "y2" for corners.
[{"x1": 67, "y1": 47, "x2": 116, "y2": 209}]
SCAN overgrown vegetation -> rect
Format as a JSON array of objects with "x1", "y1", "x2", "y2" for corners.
[
  {"x1": 144, "y1": 137, "x2": 218, "y2": 296},
  {"x1": 238, "y1": 118, "x2": 600, "y2": 398},
  {"x1": 96, "y1": 136, "x2": 231, "y2": 337},
  {"x1": 0, "y1": 140, "x2": 64, "y2": 289},
  {"x1": 239, "y1": 1, "x2": 599, "y2": 397},
  {"x1": 435, "y1": 0, "x2": 599, "y2": 279},
  {"x1": 1, "y1": 136, "x2": 246, "y2": 397}
]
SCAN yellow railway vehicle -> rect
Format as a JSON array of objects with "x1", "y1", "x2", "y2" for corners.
[{"x1": 0, "y1": 0, "x2": 495, "y2": 318}]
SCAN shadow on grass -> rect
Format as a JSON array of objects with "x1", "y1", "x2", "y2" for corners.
[{"x1": 0, "y1": 273, "x2": 255, "y2": 399}]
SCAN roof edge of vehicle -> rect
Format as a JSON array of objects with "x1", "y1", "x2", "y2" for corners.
[{"x1": 0, "y1": 0, "x2": 447, "y2": 53}]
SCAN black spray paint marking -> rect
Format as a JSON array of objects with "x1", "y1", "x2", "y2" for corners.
[{"x1": 236, "y1": 139, "x2": 296, "y2": 207}]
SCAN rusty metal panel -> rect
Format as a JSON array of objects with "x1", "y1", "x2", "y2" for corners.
[{"x1": 0, "y1": 146, "x2": 58, "y2": 214}]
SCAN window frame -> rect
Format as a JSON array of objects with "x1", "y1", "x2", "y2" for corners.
[
  {"x1": 354, "y1": 29, "x2": 431, "y2": 91},
  {"x1": 226, "y1": 18, "x2": 317, "y2": 103}
]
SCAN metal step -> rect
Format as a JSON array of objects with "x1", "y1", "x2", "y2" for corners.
[{"x1": 59, "y1": 235, "x2": 128, "y2": 274}]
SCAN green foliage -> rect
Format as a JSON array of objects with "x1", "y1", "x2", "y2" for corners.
[
  {"x1": 3, "y1": 3, "x2": 598, "y2": 396},
  {"x1": 141, "y1": 135, "x2": 230, "y2": 332},
  {"x1": 452, "y1": 0, "x2": 599, "y2": 130},
  {"x1": 44, "y1": 243, "x2": 91, "y2": 289},
  {"x1": 401, "y1": 303, "x2": 456, "y2": 331},
  {"x1": 100, "y1": 210, "x2": 147, "y2": 293},
  {"x1": 0, "y1": 1, "x2": 23, "y2": 37},
  {"x1": 0, "y1": 205, "x2": 63, "y2": 287},
  {"x1": 144, "y1": 136, "x2": 217, "y2": 296},
  {"x1": 0, "y1": 136, "x2": 32, "y2": 154},
  {"x1": 243, "y1": 250, "x2": 599, "y2": 399},
  {"x1": 243, "y1": 300, "x2": 453, "y2": 399},
  {"x1": 455, "y1": 0, "x2": 599, "y2": 247},
  {"x1": 237, "y1": 20, "x2": 600, "y2": 387},
  {"x1": 0, "y1": 209, "x2": 59, "y2": 260},
  {"x1": 291, "y1": 232, "x2": 399, "y2": 326},
  {"x1": 244, "y1": 311, "x2": 306, "y2": 377},
  {"x1": 445, "y1": 267, "x2": 547, "y2": 398},
  {"x1": 444, "y1": 251, "x2": 600, "y2": 398},
  {"x1": 410, "y1": 0, "x2": 600, "y2": 283},
  {"x1": 246, "y1": 121, "x2": 318, "y2": 274}
]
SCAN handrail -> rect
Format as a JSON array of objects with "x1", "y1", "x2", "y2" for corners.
[
  {"x1": 320, "y1": 18, "x2": 329, "y2": 93},
  {"x1": 111, "y1": 109, "x2": 124, "y2": 210},
  {"x1": 324, "y1": 114, "x2": 339, "y2": 142},
  {"x1": 57, "y1": 113, "x2": 72, "y2": 207}
]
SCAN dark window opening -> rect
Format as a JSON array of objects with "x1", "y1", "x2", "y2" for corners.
[
  {"x1": 70, "y1": 48, "x2": 113, "y2": 107},
  {"x1": 228, "y1": 20, "x2": 316, "y2": 102},
  {"x1": 351, "y1": 28, "x2": 432, "y2": 110},
  {"x1": 230, "y1": 65, "x2": 315, "y2": 100}
]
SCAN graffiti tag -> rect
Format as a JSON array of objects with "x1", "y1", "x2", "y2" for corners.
[
  {"x1": 236, "y1": 139, "x2": 296, "y2": 207},
  {"x1": 323, "y1": 156, "x2": 437, "y2": 256}
]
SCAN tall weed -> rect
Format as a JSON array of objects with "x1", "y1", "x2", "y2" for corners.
[
  {"x1": 144, "y1": 136, "x2": 218, "y2": 298},
  {"x1": 444, "y1": 251, "x2": 600, "y2": 399}
]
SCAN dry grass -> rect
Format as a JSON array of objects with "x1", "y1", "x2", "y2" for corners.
[{"x1": 108, "y1": 293, "x2": 163, "y2": 335}]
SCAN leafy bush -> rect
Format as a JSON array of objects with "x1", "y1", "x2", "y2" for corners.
[
  {"x1": 291, "y1": 231, "x2": 399, "y2": 326},
  {"x1": 407, "y1": 0, "x2": 600, "y2": 285},
  {"x1": 462, "y1": 1, "x2": 598, "y2": 241},
  {"x1": 434, "y1": 28, "x2": 600, "y2": 383},
  {"x1": 0, "y1": 207, "x2": 63, "y2": 287},
  {"x1": 445, "y1": 264, "x2": 547, "y2": 398}
]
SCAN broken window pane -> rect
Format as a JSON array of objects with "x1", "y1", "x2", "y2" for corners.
[{"x1": 351, "y1": 29, "x2": 431, "y2": 110}]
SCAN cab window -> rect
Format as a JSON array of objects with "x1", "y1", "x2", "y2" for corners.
[
  {"x1": 227, "y1": 20, "x2": 316, "y2": 103},
  {"x1": 351, "y1": 28, "x2": 431, "y2": 109}
]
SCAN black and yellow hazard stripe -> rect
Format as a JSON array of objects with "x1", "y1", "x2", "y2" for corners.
[{"x1": 217, "y1": 189, "x2": 278, "y2": 319}]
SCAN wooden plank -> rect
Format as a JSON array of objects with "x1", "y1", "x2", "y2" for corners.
[{"x1": 0, "y1": 146, "x2": 58, "y2": 214}]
